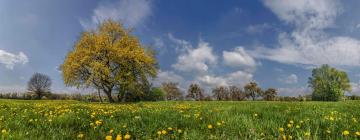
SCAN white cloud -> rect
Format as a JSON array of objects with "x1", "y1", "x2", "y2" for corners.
[
  {"x1": 246, "y1": 23, "x2": 271, "y2": 34},
  {"x1": 80, "y1": 0, "x2": 152, "y2": 29},
  {"x1": 153, "y1": 70, "x2": 184, "y2": 86},
  {"x1": 350, "y1": 81, "x2": 360, "y2": 96},
  {"x1": 223, "y1": 47, "x2": 257, "y2": 70},
  {"x1": 167, "y1": 33, "x2": 192, "y2": 53},
  {"x1": 172, "y1": 40, "x2": 217, "y2": 74},
  {"x1": 0, "y1": 50, "x2": 28, "y2": 69},
  {"x1": 250, "y1": 0, "x2": 360, "y2": 67},
  {"x1": 278, "y1": 74, "x2": 298, "y2": 84}
]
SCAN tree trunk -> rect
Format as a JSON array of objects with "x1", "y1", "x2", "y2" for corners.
[
  {"x1": 98, "y1": 88, "x2": 103, "y2": 103},
  {"x1": 104, "y1": 89, "x2": 115, "y2": 103}
]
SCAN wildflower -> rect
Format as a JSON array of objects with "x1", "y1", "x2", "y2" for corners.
[
  {"x1": 289, "y1": 120, "x2": 294, "y2": 124},
  {"x1": 287, "y1": 124, "x2": 292, "y2": 128},
  {"x1": 279, "y1": 127, "x2": 284, "y2": 133},
  {"x1": 217, "y1": 122, "x2": 222, "y2": 126},
  {"x1": 168, "y1": 127, "x2": 173, "y2": 130},
  {"x1": 95, "y1": 120, "x2": 102, "y2": 126},
  {"x1": 329, "y1": 117, "x2": 334, "y2": 121},
  {"x1": 304, "y1": 132, "x2": 311, "y2": 137},
  {"x1": 105, "y1": 135, "x2": 112, "y2": 140},
  {"x1": 295, "y1": 125, "x2": 300, "y2": 129},
  {"x1": 124, "y1": 134, "x2": 131, "y2": 140},
  {"x1": 178, "y1": 129, "x2": 182, "y2": 133},
  {"x1": 1, "y1": 129, "x2": 6, "y2": 134},
  {"x1": 288, "y1": 135, "x2": 293, "y2": 140},
  {"x1": 110, "y1": 129, "x2": 114, "y2": 134},
  {"x1": 355, "y1": 131, "x2": 360, "y2": 137},
  {"x1": 77, "y1": 133, "x2": 84, "y2": 138},
  {"x1": 116, "y1": 135, "x2": 122, "y2": 140},
  {"x1": 162, "y1": 130, "x2": 167, "y2": 135},
  {"x1": 157, "y1": 131, "x2": 161, "y2": 135},
  {"x1": 254, "y1": 113, "x2": 258, "y2": 117},
  {"x1": 326, "y1": 130, "x2": 331, "y2": 134},
  {"x1": 208, "y1": 124, "x2": 213, "y2": 129},
  {"x1": 343, "y1": 130, "x2": 350, "y2": 136}
]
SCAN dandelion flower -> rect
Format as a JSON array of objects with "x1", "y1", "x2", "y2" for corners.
[
  {"x1": 289, "y1": 120, "x2": 294, "y2": 124},
  {"x1": 355, "y1": 131, "x2": 360, "y2": 137},
  {"x1": 304, "y1": 132, "x2": 311, "y2": 137},
  {"x1": 178, "y1": 129, "x2": 182, "y2": 133},
  {"x1": 116, "y1": 135, "x2": 122, "y2": 140},
  {"x1": 279, "y1": 127, "x2": 284, "y2": 133},
  {"x1": 124, "y1": 134, "x2": 131, "y2": 140},
  {"x1": 287, "y1": 124, "x2": 292, "y2": 128},
  {"x1": 162, "y1": 130, "x2": 167, "y2": 135},
  {"x1": 105, "y1": 135, "x2": 112, "y2": 140},
  {"x1": 157, "y1": 131, "x2": 161, "y2": 135},
  {"x1": 77, "y1": 133, "x2": 84, "y2": 138},
  {"x1": 295, "y1": 125, "x2": 300, "y2": 129},
  {"x1": 343, "y1": 130, "x2": 350, "y2": 136},
  {"x1": 208, "y1": 124, "x2": 213, "y2": 129},
  {"x1": 1, "y1": 129, "x2": 6, "y2": 134},
  {"x1": 217, "y1": 122, "x2": 222, "y2": 126}
]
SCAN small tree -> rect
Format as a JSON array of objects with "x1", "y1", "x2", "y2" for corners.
[
  {"x1": 186, "y1": 83, "x2": 204, "y2": 101},
  {"x1": 161, "y1": 82, "x2": 183, "y2": 100},
  {"x1": 229, "y1": 86, "x2": 246, "y2": 101},
  {"x1": 263, "y1": 88, "x2": 277, "y2": 101},
  {"x1": 212, "y1": 86, "x2": 229, "y2": 101},
  {"x1": 27, "y1": 73, "x2": 52, "y2": 99},
  {"x1": 308, "y1": 64, "x2": 351, "y2": 101},
  {"x1": 244, "y1": 82, "x2": 262, "y2": 101}
]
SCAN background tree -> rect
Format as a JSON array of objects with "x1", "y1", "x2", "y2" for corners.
[
  {"x1": 161, "y1": 82, "x2": 182, "y2": 100},
  {"x1": 263, "y1": 88, "x2": 277, "y2": 101},
  {"x1": 61, "y1": 20, "x2": 158, "y2": 103},
  {"x1": 212, "y1": 86, "x2": 229, "y2": 101},
  {"x1": 186, "y1": 83, "x2": 204, "y2": 101},
  {"x1": 27, "y1": 73, "x2": 52, "y2": 99},
  {"x1": 229, "y1": 86, "x2": 246, "y2": 101},
  {"x1": 244, "y1": 82, "x2": 262, "y2": 101},
  {"x1": 308, "y1": 64, "x2": 351, "y2": 101}
]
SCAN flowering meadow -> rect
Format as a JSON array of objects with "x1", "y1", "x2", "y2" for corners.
[{"x1": 0, "y1": 100, "x2": 359, "y2": 139}]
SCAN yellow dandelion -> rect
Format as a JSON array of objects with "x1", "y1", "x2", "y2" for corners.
[
  {"x1": 343, "y1": 130, "x2": 350, "y2": 136},
  {"x1": 116, "y1": 135, "x2": 122, "y2": 140},
  {"x1": 254, "y1": 113, "x2": 258, "y2": 117},
  {"x1": 95, "y1": 120, "x2": 102, "y2": 126},
  {"x1": 287, "y1": 124, "x2": 292, "y2": 128},
  {"x1": 288, "y1": 135, "x2": 293, "y2": 140},
  {"x1": 289, "y1": 120, "x2": 294, "y2": 124},
  {"x1": 304, "y1": 132, "x2": 311, "y2": 137},
  {"x1": 295, "y1": 125, "x2": 300, "y2": 129},
  {"x1": 77, "y1": 133, "x2": 84, "y2": 138},
  {"x1": 329, "y1": 117, "x2": 334, "y2": 121},
  {"x1": 326, "y1": 130, "x2": 331, "y2": 134},
  {"x1": 217, "y1": 122, "x2": 222, "y2": 126},
  {"x1": 157, "y1": 131, "x2": 161, "y2": 135},
  {"x1": 1, "y1": 129, "x2": 6, "y2": 134},
  {"x1": 124, "y1": 134, "x2": 131, "y2": 140},
  {"x1": 105, "y1": 135, "x2": 112, "y2": 140},
  {"x1": 110, "y1": 129, "x2": 114, "y2": 134},
  {"x1": 279, "y1": 127, "x2": 284, "y2": 133},
  {"x1": 208, "y1": 124, "x2": 213, "y2": 129},
  {"x1": 162, "y1": 130, "x2": 167, "y2": 135},
  {"x1": 168, "y1": 127, "x2": 173, "y2": 130},
  {"x1": 178, "y1": 129, "x2": 182, "y2": 133},
  {"x1": 355, "y1": 131, "x2": 360, "y2": 137}
]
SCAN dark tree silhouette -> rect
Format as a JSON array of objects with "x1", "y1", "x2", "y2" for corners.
[
  {"x1": 263, "y1": 88, "x2": 277, "y2": 101},
  {"x1": 27, "y1": 73, "x2": 52, "y2": 99},
  {"x1": 186, "y1": 83, "x2": 204, "y2": 101},
  {"x1": 244, "y1": 82, "x2": 262, "y2": 101}
]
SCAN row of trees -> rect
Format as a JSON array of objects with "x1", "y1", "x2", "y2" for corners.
[
  {"x1": 161, "y1": 82, "x2": 278, "y2": 101},
  {"x1": 23, "y1": 20, "x2": 351, "y2": 102}
]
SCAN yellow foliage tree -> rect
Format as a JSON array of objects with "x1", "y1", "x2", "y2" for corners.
[{"x1": 61, "y1": 20, "x2": 158, "y2": 102}]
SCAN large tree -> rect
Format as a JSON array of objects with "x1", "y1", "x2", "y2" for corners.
[
  {"x1": 61, "y1": 20, "x2": 158, "y2": 102},
  {"x1": 308, "y1": 64, "x2": 351, "y2": 101},
  {"x1": 244, "y1": 82, "x2": 262, "y2": 101},
  {"x1": 229, "y1": 86, "x2": 246, "y2": 101},
  {"x1": 262, "y1": 88, "x2": 277, "y2": 101},
  {"x1": 212, "y1": 86, "x2": 229, "y2": 101},
  {"x1": 161, "y1": 82, "x2": 182, "y2": 100},
  {"x1": 27, "y1": 73, "x2": 52, "y2": 99},
  {"x1": 186, "y1": 83, "x2": 204, "y2": 101}
]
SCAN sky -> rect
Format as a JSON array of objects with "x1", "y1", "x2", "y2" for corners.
[{"x1": 1, "y1": 0, "x2": 360, "y2": 96}]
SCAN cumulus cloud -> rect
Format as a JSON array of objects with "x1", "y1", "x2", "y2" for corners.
[
  {"x1": 80, "y1": 0, "x2": 152, "y2": 29},
  {"x1": 172, "y1": 40, "x2": 217, "y2": 74},
  {"x1": 0, "y1": 50, "x2": 28, "y2": 69},
  {"x1": 167, "y1": 33, "x2": 192, "y2": 53},
  {"x1": 250, "y1": 0, "x2": 360, "y2": 67},
  {"x1": 278, "y1": 74, "x2": 298, "y2": 84},
  {"x1": 223, "y1": 47, "x2": 257, "y2": 70},
  {"x1": 153, "y1": 70, "x2": 184, "y2": 86}
]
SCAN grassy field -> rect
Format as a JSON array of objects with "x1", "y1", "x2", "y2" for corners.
[{"x1": 0, "y1": 100, "x2": 359, "y2": 139}]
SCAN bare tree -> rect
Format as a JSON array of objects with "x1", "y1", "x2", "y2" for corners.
[
  {"x1": 212, "y1": 86, "x2": 229, "y2": 101},
  {"x1": 27, "y1": 73, "x2": 52, "y2": 99},
  {"x1": 186, "y1": 83, "x2": 204, "y2": 101},
  {"x1": 161, "y1": 82, "x2": 183, "y2": 100},
  {"x1": 263, "y1": 88, "x2": 277, "y2": 101},
  {"x1": 244, "y1": 82, "x2": 262, "y2": 101},
  {"x1": 229, "y1": 86, "x2": 246, "y2": 101}
]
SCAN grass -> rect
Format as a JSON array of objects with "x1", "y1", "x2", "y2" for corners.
[{"x1": 0, "y1": 99, "x2": 359, "y2": 139}]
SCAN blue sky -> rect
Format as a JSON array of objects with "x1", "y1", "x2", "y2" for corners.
[{"x1": 1, "y1": 0, "x2": 360, "y2": 96}]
